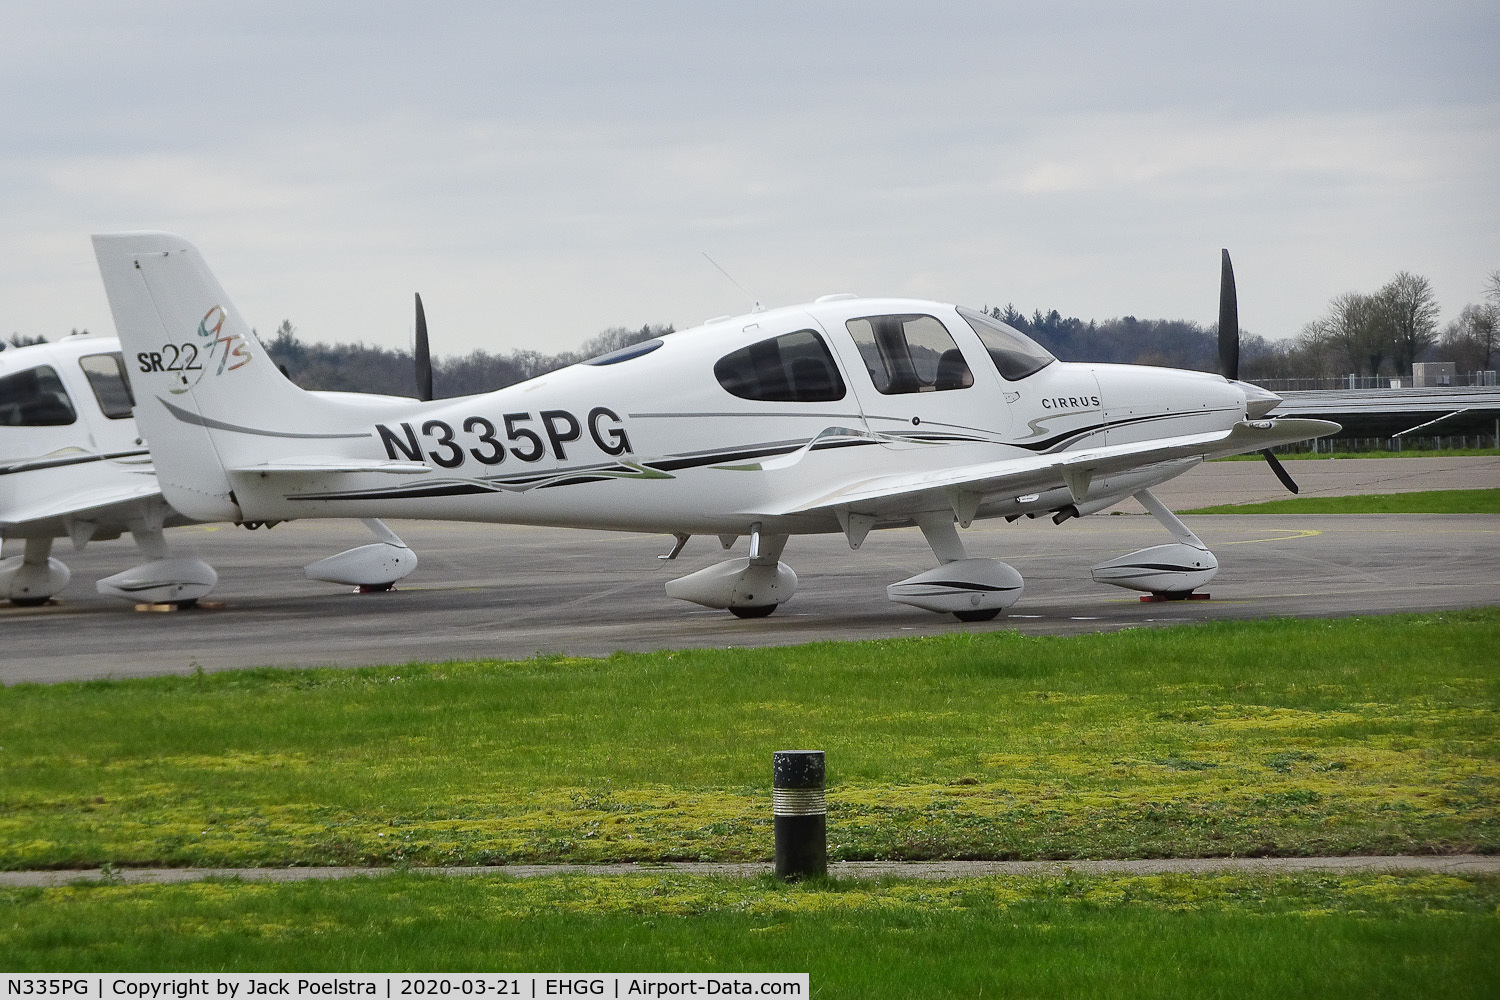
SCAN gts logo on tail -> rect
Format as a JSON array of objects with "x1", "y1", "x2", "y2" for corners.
[{"x1": 137, "y1": 305, "x2": 252, "y2": 394}]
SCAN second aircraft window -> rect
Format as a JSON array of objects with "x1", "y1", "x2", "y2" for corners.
[{"x1": 79, "y1": 353, "x2": 136, "y2": 419}]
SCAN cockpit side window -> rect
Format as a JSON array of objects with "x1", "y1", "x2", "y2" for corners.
[
  {"x1": 0, "y1": 365, "x2": 77, "y2": 426},
  {"x1": 845, "y1": 314, "x2": 974, "y2": 395},
  {"x1": 714, "y1": 330, "x2": 847, "y2": 403},
  {"x1": 957, "y1": 305, "x2": 1055, "y2": 381},
  {"x1": 80, "y1": 353, "x2": 136, "y2": 419}
]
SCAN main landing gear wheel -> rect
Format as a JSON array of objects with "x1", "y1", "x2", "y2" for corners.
[
  {"x1": 10, "y1": 596, "x2": 50, "y2": 608},
  {"x1": 729, "y1": 604, "x2": 778, "y2": 619},
  {"x1": 952, "y1": 608, "x2": 1002, "y2": 623}
]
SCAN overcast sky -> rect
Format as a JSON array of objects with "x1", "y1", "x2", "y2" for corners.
[{"x1": 3, "y1": 1, "x2": 1497, "y2": 356}]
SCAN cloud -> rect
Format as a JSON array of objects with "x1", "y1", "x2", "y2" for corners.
[{"x1": 1, "y1": 2, "x2": 1497, "y2": 350}]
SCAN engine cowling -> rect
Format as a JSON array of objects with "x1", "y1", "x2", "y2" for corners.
[
  {"x1": 1090, "y1": 542, "x2": 1218, "y2": 595},
  {"x1": 887, "y1": 557, "x2": 1024, "y2": 615}
]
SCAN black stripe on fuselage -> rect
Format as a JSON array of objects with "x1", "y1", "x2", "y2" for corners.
[
  {"x1": 291, "y1": 481, "x2": 497, "y2": 502},
  {"x1": 0, "y1": 449, "x2": 150, "y2": 477},
  {"x1": 1010, "y1": 409, "x2": 1237, "y2": 454}
]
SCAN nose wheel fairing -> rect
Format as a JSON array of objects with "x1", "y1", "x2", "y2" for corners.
[{"x1": 1090, "y1": 488, "x2": 1219, "y2": 599}]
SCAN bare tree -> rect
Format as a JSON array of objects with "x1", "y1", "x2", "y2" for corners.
[
  {"x1": 1380, "y1": 272, "x2": 1440, "y2": 375},
  {"x1": 1440, "y1": 302, "x2": 1499, "y2": 372},
  {"x1": 1291, "y1": 320, "x2": 1342, "y2": 379},
  {"x1": 1322, "y1": 291, "x2": 1391, "y2": 375}
]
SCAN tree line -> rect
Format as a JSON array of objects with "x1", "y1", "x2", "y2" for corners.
[
  {"x1": 1244, "y1": 270, "x2": 1499, "y2": 380},
  {"x1": 988, "y1": 268, "x2": 1498, "y2": 381},
  {"x1": 983, "y1": 305, "x2": 1277, "y2": 374},
  {"x1": 6, "y1": 267, "x2": 1495, "y2": 387},
  {"x1": 260, "y1": 321, "x2": 673, "y2": 398}
]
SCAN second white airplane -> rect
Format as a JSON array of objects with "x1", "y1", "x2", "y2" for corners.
[
  {"x1": 94, "y1": 232, "x2": 1337, "y2": 621},
  {"x1": 0, "y1": 332, "x2": 419, "y2": 607}
]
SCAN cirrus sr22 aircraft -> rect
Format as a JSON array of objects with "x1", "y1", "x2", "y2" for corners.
[{"x1": 93, "y1": 232, "x2": 1337, "y2": 621}]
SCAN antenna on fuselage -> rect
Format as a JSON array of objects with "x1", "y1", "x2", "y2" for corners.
[{"x1": 701, "y1": 252, "x2": 763, "y2": 313}]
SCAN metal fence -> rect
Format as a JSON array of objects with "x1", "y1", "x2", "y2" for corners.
[
  {"x1": 1272, "y1": 435, "x2": 1498, "y2": 455},
  {"x1": 1252, "y1": 372, "x2": 1499, "y2": 391}
]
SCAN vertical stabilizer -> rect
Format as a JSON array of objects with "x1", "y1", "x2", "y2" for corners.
[{"x1": 92, "y1": 232, "x2": 358, "y2": 522}]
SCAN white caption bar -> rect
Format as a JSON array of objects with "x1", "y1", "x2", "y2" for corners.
[{"x1": 2, "y1": 975, "x2": 807, "y2": 1000}]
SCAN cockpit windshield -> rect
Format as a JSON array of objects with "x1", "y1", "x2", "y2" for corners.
[{"x1": 956, "y1": 306, "x2": 1055, "y2": 381}]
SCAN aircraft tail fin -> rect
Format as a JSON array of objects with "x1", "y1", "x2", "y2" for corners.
[{"x1": 92, "y1": 232, "x2": 377, "y2": 522}]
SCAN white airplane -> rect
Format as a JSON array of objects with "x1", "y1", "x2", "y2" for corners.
[
  {"x1": 93, "y1": 232, "x2": 1338, "y2": 621},
  {"x1": 0, "y1": 332, "x2": 419, "y2": 607}
]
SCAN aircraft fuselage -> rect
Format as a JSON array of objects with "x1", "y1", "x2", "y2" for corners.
[{"x1": 202, "y1": 298, "x2": 1243, "y2": 536}]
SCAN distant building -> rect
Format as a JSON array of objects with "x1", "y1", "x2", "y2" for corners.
[{"x1": 1412, "y1": 362, "x2": 1456, "y2": 388}]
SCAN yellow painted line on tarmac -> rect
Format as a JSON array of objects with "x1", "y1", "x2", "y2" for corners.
[{"x1": 1221, "y1": 528, "x2": 1321, "y2": 545}]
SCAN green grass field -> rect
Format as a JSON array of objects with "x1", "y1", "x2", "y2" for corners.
[
  {"x1": 3, "y1": 870, "x2": 1497, "y2": 995},
  {"x1": 2, "y1": 610, "x2": 1496, "y2": 871},
  {"x1": 1184, "y1": 488, "x2": 1500, "y2": 514}
]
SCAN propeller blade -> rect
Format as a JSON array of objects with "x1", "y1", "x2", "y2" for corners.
[
  {"x1": 1261, "y1": 449, "x2": 1299, "y2": 494},
  {"x1": 1219, "y1": 248, "x2": 1239, "y2": 381},
  {"x1": 414, "y1": 292, "x2": 432, "y2": 402}
]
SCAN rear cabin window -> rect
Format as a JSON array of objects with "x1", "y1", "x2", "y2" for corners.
[
  {"x1": 846, "y1": 314, "x2": 974, "y2": 394},
  {"x1": 714, "y1": 330, "x2": 846, "y2": 403},
  {"x1": 79, "y1": 353, "x2": 136, "y2": 419},
  {"x1": 0, "y1": 365, "x2": 77, "y2": 426}
]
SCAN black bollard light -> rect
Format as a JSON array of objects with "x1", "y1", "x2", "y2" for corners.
[{"x1": 773, "y1": 749, "x2": 826, "y2": 880}]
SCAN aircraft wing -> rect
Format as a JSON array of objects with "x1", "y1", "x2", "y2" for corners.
[
  {"x1": 0, "y1": 481, "x2": 165, "y2": 531},
  {"x1": 760, "y1": 417, "x2": 1340, "y2": 518}
]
